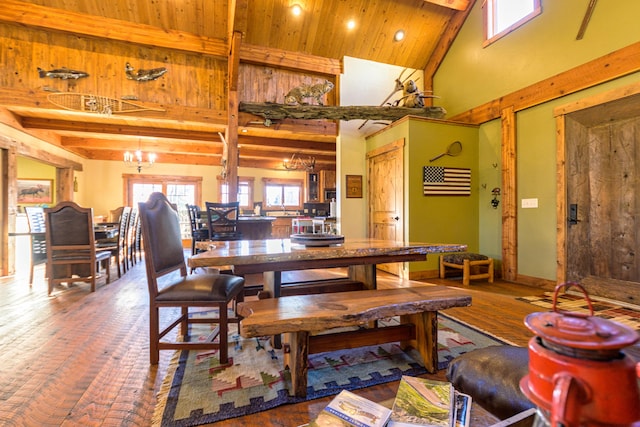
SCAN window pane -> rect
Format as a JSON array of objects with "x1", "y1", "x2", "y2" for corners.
[
  {"x1": 167, "y1": 184, "x2": 196, "y2": 239},
  {"x1": 238, "y1": 183, "x2": 249, "y2": 206},
  {"x1": 132, "y1": 183, "x2": 162, "y2": 206},
  {"x1": 283, "y1": 186, "x2": 300, "y2": 206},
  {"x1": 495, "y1": 0, "x2": 534, "y2": 34},
  {"x1": 265, "y1": 185, "x2": 283, "y2": 207}
]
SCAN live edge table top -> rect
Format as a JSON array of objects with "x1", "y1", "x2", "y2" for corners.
[{"x1": 187, "y1": 238, "x2": 467, "y2": 274}]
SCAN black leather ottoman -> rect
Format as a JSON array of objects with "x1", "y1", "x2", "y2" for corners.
[{"x1": 446, "y1": 345, "x2": 535, "y2": 421}]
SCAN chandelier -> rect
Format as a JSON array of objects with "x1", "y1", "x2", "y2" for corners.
[
  {"x1": 124, "y1": 145, "x2": 156, "y2": 173},
  {"x1": 283, "y1": 152, "x2": 315, "y2": 172}
]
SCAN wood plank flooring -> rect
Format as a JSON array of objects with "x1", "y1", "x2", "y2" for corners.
[{"x1": 0, "y1": 248, "x2": 626, "y2": 426}]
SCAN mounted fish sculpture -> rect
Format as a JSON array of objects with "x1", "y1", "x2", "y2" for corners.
[
  {"x1": 125, "y1": 62, "x2": 168, "y2": 81},
  {"x1": 37, "y1": 67, "x2": 89, "y2": 80}
]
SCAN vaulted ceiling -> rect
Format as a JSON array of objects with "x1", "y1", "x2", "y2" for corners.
[{"x1": 0, "y1": 0, "x2": 473, "y2": 171}]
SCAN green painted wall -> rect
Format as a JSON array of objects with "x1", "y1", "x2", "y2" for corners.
[
  {"x1": 367, "y1": 118, "x2": 480, "y2": 274},
  {"x1": 435, "y1": 0, "x2": 640, "y2": 281},
  {"x1": 435, "y1": 0, "x2": 640, "y2": 117}
]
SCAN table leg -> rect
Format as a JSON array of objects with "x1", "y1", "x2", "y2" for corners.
[
  {"x1": 400, "y1": 310, "x2": 438, "y2": 373},
  {"x1": 285, "y1": 331, "x2": 309, "y2": 398},
  {"x1": 262, "y1": 270, "x2": 283, "y2": 347},
  {"x1": 348, "y1": 264, "x2": 377, "y2": 290}
]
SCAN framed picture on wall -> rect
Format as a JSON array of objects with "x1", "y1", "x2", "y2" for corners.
[
  {"x1": 17, "y1": 179, "x2": 53, "y2": 204},
  {"x1": 345, "y1": 175, "x2": 363, "y2": 198}
]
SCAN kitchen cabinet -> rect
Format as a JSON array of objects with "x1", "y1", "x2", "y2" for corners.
[
  {"x1": 271, "y1": 217, "x2": 293, "y2": 238},
  {"x1": 321, "y1": 170, "x2": 336, "y2": 190}
]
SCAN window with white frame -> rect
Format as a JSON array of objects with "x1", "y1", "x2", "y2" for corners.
[
  {"x1": 218, "y1": 177, "x2": 254, "y2": 209},
  {"x1": 262, "y1": 178, "x2": 304, "y2": 210},
  {"x1": 484, "y1": 0, "x2": 541, "y2": 46},
  {"x1": 124, "y1": 174, "x2": 202, "y2": 239}
]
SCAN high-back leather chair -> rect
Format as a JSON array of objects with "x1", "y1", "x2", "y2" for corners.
[
  {"x1": 24, "y1": 206, "x2": 47, "y2": 285},
  {"x1": 186, "y1": 204, "x2": 209, "y2": 256},
  {"x1": 205, "y1": 201, "x2": 243, "y2": 241},
  {"x1": 139, "y1": 192, "x2": 245, "y2": 365},
  {"x1": 44, "y1": 201, "x2": 111, "y2": 295}
]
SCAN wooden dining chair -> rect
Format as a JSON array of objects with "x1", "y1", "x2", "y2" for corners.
[
  {"x1": 44, "y1": 201, "x2": 112, "y2": 295},
  {"x1": 205, "y1": 201, "x2": 243, "y2": 241},
  {"x1": 186, "y1": 204, "x2": 209, "y2": 255},
  {"x1": 96, "y1": 206, "x2": 130, "y2": 278},
  {"x1": 139, "y1": 192, "x2": 245, "y2": 365},
  {"x1": 24, "y1": 206, "x2": 47, "y2": 285}
]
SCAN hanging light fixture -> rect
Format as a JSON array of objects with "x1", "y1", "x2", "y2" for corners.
[
  {"x1": 124, "y1": 141, "x2": 156, "y2": 173},
  {"x1": 283, "y1": 152, "x2": 315, "y2": 172}
]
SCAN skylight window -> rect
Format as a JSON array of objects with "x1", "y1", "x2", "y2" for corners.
[{"x1": 484, "y1": 0, "x2": 541, "y2": 46}]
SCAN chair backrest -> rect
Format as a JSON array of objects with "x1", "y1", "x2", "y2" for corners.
[
  {"x1": 25, "y1": 206, "x2": 47, "y2": 264},
  {"x1": 205, "y1": 201, "x2": 240, "y2": 239},
  {"x1": 139, "y1": 193, "x2": 187, "y2": 295},
  {"x1": 186, "y1": 204, "x2": 201, "y2": 233},
  {"x1": 44, "y1": 201, "x2": 98, "y2": 270},
  {"x1": 109, "y1": 206, "x2": 125, "y2": 223},
  {"x1": 118, "y1": 207, "x2": 132, "y2": 245}
]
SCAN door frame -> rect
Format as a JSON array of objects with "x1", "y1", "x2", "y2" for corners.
[
  {"x1": 554, "y1": 81, "x2": 640, "y2": 286},
  {"x1": 366, "y1": 138, "x2": 405, "y2": 276}
]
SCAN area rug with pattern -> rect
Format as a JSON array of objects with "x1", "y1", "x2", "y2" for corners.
[
  {"x1": 153, "y1": 313, "x2": 508, "y2": 427},
  {"x1": 516, "y1": 292, "x2": 640, "y2": 331}
]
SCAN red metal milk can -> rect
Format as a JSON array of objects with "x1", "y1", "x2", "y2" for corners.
[{"x1": 520, "y1": 282, "x2": 640, "y2": 427}]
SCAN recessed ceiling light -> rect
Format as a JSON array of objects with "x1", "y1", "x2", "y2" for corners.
[
  {"x1": 394, "y1": 30, "x2": 405, "y2": 42},
  {"x1": 347, "y1": 19, "x2": 356, "y2": 30},
  {"x1": 291, "y1": 4, "x2": 302, "y2": 16}
]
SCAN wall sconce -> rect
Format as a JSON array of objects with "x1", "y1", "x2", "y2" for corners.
[{"x1": 491, "y1": 187, "x2": 501, "y2": 209}]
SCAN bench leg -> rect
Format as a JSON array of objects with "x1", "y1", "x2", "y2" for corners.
[
  {"x1": 285, "y1": 331, "x2": 309, "y2": 398},
  {"x1": 488, "y1": 258, "x2": 494, "y2": 283},
  {"x1": 439, "y1": 256, "x2": 445, "y2": 278},
  {"x1": 462, "y1": 259, "x2": 470, "y2": 286},
  {"x1": 400, "y1": 311, "x2": 438, "y2": 373},
  {"x1": 348, "y1": 264, "x2": 376, "y2": 290}
]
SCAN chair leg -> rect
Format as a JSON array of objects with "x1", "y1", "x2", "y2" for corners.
[
  {"x1": 29, "y1": 262, "x2": 35, "y2": 286},
  {"x1": 463, "y1": 259, "x2": 470, "y2": 286},
  {"x1": 150, "y1": 306, "x2": 160, "y2": 365},
  {"x1": 219, "y1": 302, "x2": 229, "y2": 364}
]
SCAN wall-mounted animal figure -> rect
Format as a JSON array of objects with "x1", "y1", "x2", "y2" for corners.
[
  {"x1": 125, "y1": 63, "x2": 168, "y2": 81},
  {"x1": 284, "y1": 80, "x2": 334, "y2": 105},
  {"x1": 37, "y1": 67, "x2": 89, "y2": 80}
]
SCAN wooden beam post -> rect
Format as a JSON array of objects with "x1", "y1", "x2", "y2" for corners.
[{"x1": 501, "y1": 106, "x2": 517, "y2": 281}]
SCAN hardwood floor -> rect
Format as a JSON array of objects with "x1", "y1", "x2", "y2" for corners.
[{"x1": 0, "y1": 248, "x2": 584, "y2": 426}]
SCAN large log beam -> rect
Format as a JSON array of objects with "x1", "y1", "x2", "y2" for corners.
[{"x1": 239, "y1": 103, "x2": 447, "y2": 121}]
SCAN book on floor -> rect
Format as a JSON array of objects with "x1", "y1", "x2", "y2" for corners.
[
  {"x1": 307, "y1": 389, "x2": 392, "y2": 427},
  {"x1": 387, "y1": 376, "x2": 472, "y2": 427}
]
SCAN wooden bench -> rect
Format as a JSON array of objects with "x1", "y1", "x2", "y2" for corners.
[
  {"x1": 440, "y1": 253, "x2": 494, "y2": 286},
  {"x1": 237, "y1": 286, "x2": 472, "y2": 397}
]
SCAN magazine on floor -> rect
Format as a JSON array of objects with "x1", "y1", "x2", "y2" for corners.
[
  {"x1": 306, "y1": 389, "x2": 392, "y2": 427},
  {"x1": 387, "y1": 376, "x2": 472, "y2": 427}
]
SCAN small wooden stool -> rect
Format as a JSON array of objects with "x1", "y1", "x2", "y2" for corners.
[{"x1": 440, "y1": 253, "x2": 494, "y2": 286}]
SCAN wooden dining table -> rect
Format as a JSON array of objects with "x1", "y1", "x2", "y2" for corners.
[{"x1": 188, "y1": 238, "x2": 467, "y2": 297}]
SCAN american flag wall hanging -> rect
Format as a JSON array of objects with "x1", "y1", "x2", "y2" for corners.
[{"x1": 423, "y1": 166, "x2": 471, "y2": 196}]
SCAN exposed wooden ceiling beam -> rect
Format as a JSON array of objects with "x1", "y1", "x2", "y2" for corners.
[
  {"x1": 0, "y1": 0, "x2": 340, "y2": 76},
  {"x1": 1, "y1": 0, "x2": 227, "y2": 58},
  {"x1": 424, "y1": 0, "x2": 470, "y2": 11}
]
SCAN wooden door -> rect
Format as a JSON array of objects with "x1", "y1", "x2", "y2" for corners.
[
  {"x1": 367, "y1": 139, "x2": 404, "y2": 276},
  {"x1": 565, "y1": 112, "x2": 640, "y2": 301}
]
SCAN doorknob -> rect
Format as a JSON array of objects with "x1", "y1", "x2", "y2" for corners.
[{"x1": 393, "y1": 216, "x2": 399, "y2": 221}]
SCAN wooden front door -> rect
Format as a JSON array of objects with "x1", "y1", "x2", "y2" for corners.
[
  {"x1": 563, "y1": 96, "x2": 640, "y2": 303},
  {"x1": 367, "y1": 139, "x2": 404, "y2": 276}
]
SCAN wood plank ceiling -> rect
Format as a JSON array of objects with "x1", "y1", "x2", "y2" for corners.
[{"x1": 0, "y1": 0, "x2": 471, "y2": 171}]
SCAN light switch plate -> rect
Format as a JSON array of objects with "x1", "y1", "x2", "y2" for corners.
[{"x1": 521, "y1": 198, "x2": 538, "y2": 208}]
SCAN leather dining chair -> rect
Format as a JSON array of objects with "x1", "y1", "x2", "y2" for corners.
[
  {"x1": 24, "y1": 206, "x2": 47, "y2": 285},
  {"x1": 139, "y1": 192, "x2": 245, "y2": 365},
  {"x1": 205, "y1": 201, "x2": 243, "y2": 241},
  {"x1": 44, "y1": 201, "x2": 112, "y2": 295}
]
